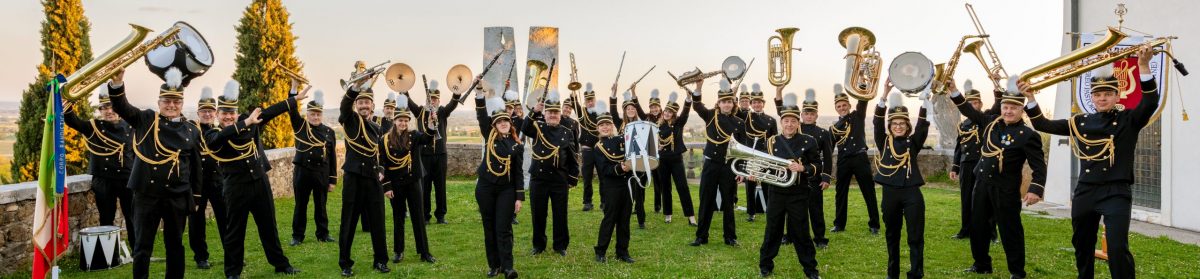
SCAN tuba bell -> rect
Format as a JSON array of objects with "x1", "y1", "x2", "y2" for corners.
[
  {"x1": 768, "y1": 27, "x2": 802, "y2": 87},
  {"x1": 839, "y1": 27, "x2": 883, "y2": 101},
  {"x1": 727, "y1": 141, "x2": 798, "y2": 187}
]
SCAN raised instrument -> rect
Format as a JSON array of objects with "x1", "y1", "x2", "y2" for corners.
[
  {"x1": 727, "y1": 141, "x2": 798, "y2": 187},
  {"x1": 931, "y1": 34, "x2": 983, "y2": 94},
  {"x1": 383, "y1": 63, "x2": 416, "y2": 93},
  {"x1": 340, "y1": 60, "x2": 390, "y2": 91},
  {"x1": 668, "y1": 68, "x2": 722, "y2": 88},
  {"x1": 963, "y1": 3, "x2": 1010, "y2": 90},
  {"x1": 839, "y1": 27, "x2": 883, "y2": 101},
  {"x1": 622, "y1": 120, "x2": 660, "y2": 171},
  {"x1": 568, "y1": 52, "x2": 582, "y2": 91},
  {"x1": 889, "y1": 52, "x2": 936, "y2": 95},
  {"x1": 1018, "y1": 27, "x2": 1180, "y2": 91},
  {"x1": 523, "y1": 26, "x2": 559, "y2": 109},
  {"x1": 446, "y1": 64, "x2": 473, "y2": 95},
  {"x1": 64, "y1": 22, "x2": 212, "y2": 102},
  {"x1": 722, "y1": 56, "x2": 749, "y2": 87},
  {"x1": 768, "y1": 27, "x2": 802, "y2": 87},
  {"x1": 624, "y1": 65, "x2": 656, "y2": 93},
  {"x1": 271, "y1": 58, "x2": 308, "y2": 86}
]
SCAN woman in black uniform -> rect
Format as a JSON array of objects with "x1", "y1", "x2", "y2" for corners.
[
  {"x1": 610, "y1": 86, "x2": 648, "y2": 228},
  {"x1": 873, "y1": 87, "x2": 931, "y2": 279},
  {"x1": 655, "y1": 92, "x2": 696, "y2": 225},
  {"x1": 475, "y1": 92, "x2": 525, "y2": 279},
  {"x1": 381, "y1": 94, "x2": 437, "y2": 264},
  {"x1": 592, "y1": 100, "x2": 637, "y2": 264}
]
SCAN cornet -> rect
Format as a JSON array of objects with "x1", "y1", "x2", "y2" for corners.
[
  {"x1": 340, "y1": 60, "x2": 390, "y2": 91},
  {"x1": 271, "y1": 58, "x2": 309, "y2": 86},
  {"x1": 768, "y1": 27, "x2": 801, "y2": 87}
]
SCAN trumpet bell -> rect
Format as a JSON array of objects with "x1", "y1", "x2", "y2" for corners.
[
  {"x1": 446, "y1": 64, "x2": 473, "y2": 95},
  {"x1": 889, "y1": 52, "x2": 935, "y2": 93},
  {"x1": 384, "y1": 63, "x2": 416, "y2": 93},
  {"x1": 144, "y1": 21, "x2": 213, "y2": 87}
]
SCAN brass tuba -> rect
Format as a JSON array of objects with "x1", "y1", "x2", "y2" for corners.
[
  {"x1": 727, "y1": 141, "x2": 798, "y2": 187},
  {"x1": 767, "y1": 27, "x2": 802, "y2": 87},
  {"x1": 1019, "y1": 27, "x2": 1177, "y2": 91},
  {"x1": 61, "y1": 24, "x2": 180, "y2": 101},
  {"x1": 839, "y1": 27, "x2": 883, "y2": 101}
]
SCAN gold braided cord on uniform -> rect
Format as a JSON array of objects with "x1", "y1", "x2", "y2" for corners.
[
  {"x1": 744, "y1": 111, "x2": 767, "y2": 138},
  {"x1": 830, "y1": 121, "x2": 850, "y2": 146},
  {"x1": 1067, "y1": 115, "x2": 1116, "y2": 166},
  {"x1": 530, "y1": 122, "x2": 561, "y2": 162},
  {"x1": 705, "y1": 113, "x2": 733, "y2": 145},
  {"x1": 344, "y1": 115, "x2": 378, "y2": 157},
  {"x1": 874, "y1": 135, "x2": 912, "y2": 178},
  {"x1": 659, "y1": 133, "x2": 675, "y2": 151},
  {"x1": 596, "y1": 139, "x2": 625, "y2": 162},
  {"x1": 979, "y1": 118, "x2": 1006, "y2": 172},
  {"x1": 484, "y1": 131, "x2": 513, "y2": 176},
  {"x1": 208, "y1": 140, "x2": 257, "y2": 162},
  {"x1": 132, "y1": 115, "x2": 183, "y2": 178},
  {"x1": 382, "y1": 135, "x2": 412, "y2": 170},
  {"x1": 958, "y1": 124, "x2": 979, "y2": 144},
  {"x1": 293, "y1": 123, "x2": 327, "y2": 153},
  {"x1": 85, "y1": 120, "x2": 125, "y2": 165}
]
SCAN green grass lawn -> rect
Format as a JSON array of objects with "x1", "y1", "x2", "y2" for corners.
[{"x1": 48, "y1": 180, "x2": 1199, "y2": 278}]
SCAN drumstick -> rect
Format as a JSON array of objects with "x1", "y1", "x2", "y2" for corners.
[{"x1": 613, "y1": 51, "x2": 627, "y2": 91}]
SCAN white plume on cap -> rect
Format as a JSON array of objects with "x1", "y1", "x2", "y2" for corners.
[
  {"x1": 784, "y1": 93, "x2": 798, "y2": 107},
  {"x1": 165, "y1": 67, "x2": 183, "y2": 89},
  {"x1": 752, "y1": 83, "x2": 762, "y2": 93},
  {"x1": 312, "y1": 90, "x2": 324, "y2": 106},
  {"x1": 623, "y1": 91, "x2": 634, "y2": 102},
  {"x1": 504, "y1": 90, "x2": 519, "y2": 101},
  {"x1": 964, "y1": 79, "x2": 974, "y2": 93},
  {"x1": 668, "y1": 92, "x2": 678, "y2": 103},
  {"x1": 591, "y1": 100, "x2": 606, "y2": 114},
  {"x1": 485, "y1": 95, "x2": 506, "y2": 115},
  {"x1": 805, "y1": 88, "x2": 816, "y2": 103},
  {"x1": 887, "y1": 92, "x2": 904, "y2": 109},
  {"x1": 1006, "y1": 74, "x2": 1021, "y2": 94},
  {"x1": 395, "y1": 94, "x2": 409, "y2": 109},
  {"x1": 1094, "y1": 63, "x2": 1115, "y2": 79},
  {"x1": 387, "y1": 92, "x2": 397, "y2": 102},
  {"x1": 546, "y1": 90, "x2": 560, "y2": 102},
  {"x1": 834, "y1": 83, "x2": 844, "y2": 95},
  {"x1": 223, "y1": 80, "x2": 240, "y2": 100},
  {"x1": 720, "y1": 79, "x2": 731, "y2": 91},
  {"x1": 429, "y1": 79, "x2": 439, "y2": 90},
  {"x1": 200, "y1": 86, "x2": 213, "y2": 100},
  {"x1": 585, "y1": 82, "x2": 593, "y2": 92},
  {"x1": 650, "y1": 89, "x2": 660, "y2": 99},
  {"x1": 739, "y1": 84, "x2": 748, "y2": 93}
]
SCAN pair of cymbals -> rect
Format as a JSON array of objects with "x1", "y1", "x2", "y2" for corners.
[{"x1": 385, "y1": 63, "x2": 474, "y2": 94}]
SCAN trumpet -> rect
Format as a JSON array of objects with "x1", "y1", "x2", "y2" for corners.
[
  {"x1": 768, "y1": 27, "x2": 801, "y2": 86},
  {"x1": 839, "y1": 27, "x2": 883, "y2": 101},
  {"x1": 271, "y1": 58, "x2": 309, "y2": 86},
  {"x1": 728, "y1": 141, "x2": 798, "y2": 187},
  {"x1": 340, "y1": 60, "x2": 390, "y2": 91}
]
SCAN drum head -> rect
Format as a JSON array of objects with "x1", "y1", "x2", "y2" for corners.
[
  {"x1": 79, "y1": 225, "x2": 122, "y2": 235},
  {"x1": 722, "y1": 56, "x2": 747, "y2": 81},
  {"x1": 173, "y1": 22, "x2": 213, "y2": 68},
  {"x1": 446, "y1": 64, "x2": 473, "y2": 95},
  {"x1": 888, "y1": 52, "x2": 934, "y2": 93},
  {"x1": 622, "y1": 121, "x2": 660, "y2": 171},
  {"x1": 385, "y1": 63, "x2": 416, "y2": 93}
]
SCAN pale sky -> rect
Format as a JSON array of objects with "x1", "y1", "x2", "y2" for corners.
[{"x1": 0, "y1": 0, "x2": 1066, "y2": 116}]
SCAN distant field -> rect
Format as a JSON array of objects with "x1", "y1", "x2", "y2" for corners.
[{"x1": 0, "y1": 140, "x2": 14, "y2": 157}]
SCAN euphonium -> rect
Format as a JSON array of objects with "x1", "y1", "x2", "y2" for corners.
[
  {"x1": 727, "y1": 141, "x2": 798, "y2": 187},
  {"x1": 931, "y1": 34, "x2": 984, "y2": 94},
  {"x1": 839, "y1": 27, "x2": 883, "y2": 101},
  {"x1": 768, "y1": 27, "x2": 801, "y2": 86},
  {"x1": 61, "y1": 24, "x2": 177, "y2": 101},
  {"x1": 1019, "y1": 27, "x2": 1177, "y2": 91}
]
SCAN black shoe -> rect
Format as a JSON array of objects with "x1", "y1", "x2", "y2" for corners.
[
  {"x1": 1010, "y1": 274, "x2": 1027, "y2": 279},
  {"x1": 747, "y1": 215, "x2": 756, "y2": 222},
  {"x1": 688, "y1": 238, "x2": 707, "y2": 246},
  {"x1": 617, "y1": 255, "x2": 635, "y2": 263},
  {"x1": 951, "y1": 233, "x2": 968, "y2": 239},
  {"x1": 340, "y1": 268, "x2": 354, "y2": 277},
  {"x1": 595, "y1": 254, "x2": 607, "y2": 263},
  {"x1": 196, "y1": 260, "x2": 211, "y2": 269},
  {"x1": 829, "y1": 226, "x2": 845, "y2": 232},
  {"x1": 289, "y1": 238, "x2": 302, "y2": 246},
  {"x1": 725, "y1": 239, "x2": 740, "y2": 247},
  {"x1": 372, "y1": 262, "x2": 390, "y2": 273},
  {"x1": 275, "y1": 266, "x2": 300, "y2": 275},
  {"x1": 392, "y1": 252, "x2": 403, "y2": 263},
  {"x1": 317, "y1": 235, "x2": 336, "y2": 242},
  {"x1": 582, "y1": 203, "x2": 594, "y2": 211},
  {"x1": 512, "y1": 217, "x2": 519, "y2": 225},
  {"x1": 487, "y1": 267, "x2": 501, "y2": 278},
  {"x1": 420, "y1": 253, "x2": 437, "y2": 263},
  {"x1": 815, "y1": 242, "x2": 828, "y2": 249},
  {"x1": 963, "y1": 265, "x2": 994, "y2": 274},
  {"x1": 869, "y1": 227, "x2": 880, "y2": 235},
  {"x1": 638, "y1": 222, "x2": 646, "y2": 229},
  {"x1": 503, "y1": 268, "x2": 519, "y2": 279},
  {"x1": 437, "y1": 218, "x2": 447, "y2": 224},
  {"x1": 760, "y1": 269, "x2": 772, "y2": 277},
  {"x1": 554, "y1": 249, "x2": 567, "y2": 256},
  {"x1": 530, "y1": 248, "x2": 544, "y2": 255}
]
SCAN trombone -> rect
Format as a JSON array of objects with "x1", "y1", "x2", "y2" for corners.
[
  {"x1": 271, "y1": 58, "x2": 308, "y2": 86},
  {"x1": 964, "y1": 3, "x2": 1009, "y2": 90}
]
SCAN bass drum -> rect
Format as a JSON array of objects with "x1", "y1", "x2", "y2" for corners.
[
  {"x1": 78, "y1": 226, "x2": 130, "y2": 271},
  {"x1": 622, "y1": 120, "x2": 660, "y2": 171}
]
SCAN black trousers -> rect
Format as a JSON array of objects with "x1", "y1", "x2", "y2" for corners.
[
  {"x1": 187, "y1": 177, "x2": 226, "y2": 263},
  {"x1": 291, "y1": 167, "x2": 330, "y2": 241},
  {"x1": 696, "y1": 159, "x2": 737, "y2": 242},
  {"x1": 758, "y1": 188, "x2": 818, "y2": 276},
  {"x1": 93, "y1": 176, "x2": 136, "y2": 249},
  {"x1": 969, "y1": 180, "x2": 1027, "y2": 277},
  {"x1": 654, "y1": 157, "x2": 694, "y2": 217},
  {"x1": 475, "y1": 181, "x2": 517, "y2": 270},
  {"x1": 956, "y1": 160, "x2": 979, "y2": 235},
  {"x1": 580, "y1": 148, "x2": 598, "y2": 205},
  {"x1": 131, "y1": 193, "x2": 189, "y2": 279},
  {"x1": 632, "y1": 173, "x2": 647, "y2": 225},
  {"x1": 421, "y1": 153, "x2": 448, "y2": 220},
  {"x1": 389, "y1": 179, "x2": 430, "y2": 256},
  {"x1": 834, "y1": 153, "x2": 880, "y2": 229},
  {"x1": 745, "y1": 180, "x2": 766, "y2": 215},
  {"x1": 652, "y1": 168, "x2": 663, "y2": 212},
  {"x1": 1072, "y1": 182, "x2": 1135, "y2": 279},
  {"x1": 881, "y1": 185, "x2": 925, "y2": 279},
  {"x1": 806, "y1": 180, "x2": 828, "y2": 245},
  {"x1": 338, "y1": 173, "x2": 389, "y2": 269},
  {"x1": 221, "y1": 179, "x2": 291, "y2": 277},
  {"x1": 530, "y1": 180, "x2": 570, "y2": 251},
  {"x1": 595, "y1": 178, "x2": 632, "y2": 257}
]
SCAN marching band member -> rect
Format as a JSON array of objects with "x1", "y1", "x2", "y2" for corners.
[
  {"x1": 655, "y1": 92, "x2": 696, "y2": 225},
  {"x1": 184, "y1": 88, "x2": 226, "y2": 270},
  {"x1": 610, "y1": 86, "x2": 648, "y2": 228},
  {"x1": 592, "y1": 101, "x2": 637, "y2": 264},
  {"x1": 873, "y1": 85, "x2": 931, "y2": 279},
  {"x1": 375, "y1": 92, "x2": 397, "y2": 133},
  {"x1": 574, "y1": 83, "x2": 602, "y2": 211},
  {"x1": 522, "y1": 90, "x2": 579, "y2": 256},
  {"x1": 62, "y1": 86, "x2": 137, "y2": 259},
  {"x1": 205, "y1": 80, "x2": 303, "y2": 278},
  {"x1": 475, "y1": 91, "x2": 525, "y2": 279},
  {"x1": 689, "y1": 79, "x2": 746, "y2": 247},
  {"x1": 742, "y1": 83, "x2": 777, "y2": 222},
  {"x1": 1022, "y1": 48, "x2": 1157, "y2": 279},
  {"x1": 408, "y1": 80, "x2": 462, "y2": 225},
  {"x1": 737, "y1": 84, "x2": 752, "y2": 116},
  {"x1": 561, "y1": 95, "x2": 582, "y2": 150},
  {"x1": 948, "y1": 80, "x2": 999, "y2": 240},
  {"x1": 948, "y1": 78, "x2": 1047, "y2": 278},
  {"x1": 646, "y1": 90, "x2": 663, "y2": 213},
  {"x1": 756, "y1": 93, "x2": 823, "y2": 279},
  {"x1": 338, "y1": 84, "x2": 391, "y2": 276},
  {"x1": 381, "y1": 94, "x2": 437, "y2": 264},
  {"x1": 504, "y1": 89, "x2": 526, "y2": 226},
  {"x1": 829, "y1": 84, "x2": 881, "y2": 234},
  {"x1": 107, "y1": 69, "x2": 205, "y2": 279},
  {"x1": 798, "y1": 89, "x2": 833, "y2": 248},
  {"x1": 287, "y1": 81, "x2": 337, "y2": 246}
]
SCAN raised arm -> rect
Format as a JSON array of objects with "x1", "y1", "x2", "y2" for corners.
[
  {"x1": 950, "y1": 90, "x2": 990, "y2": 125},
  {"x1": 259, "y1": 97, "x2": 298, "y2": 123},
  {"x1": 339, "y1": 88, "x2": 358, "y2": 124},
  {"x1": 677, "y1": 98, "x2": 693, "y2": 124},
  {"x1": 107, "y1": 83, "x2": 145, "y2": 127},
  {"x1": 1024, "y1": 103, "x2": 1069, "y2": 136},
  {"x1": 873, "y1": 101, "x2": 887, "y2": 150},
  {"x1": 691, "y1": 93, "x2": 714, "y2": 120},
  {"x1": 634, "y1": 99, "x2": 647, "y2": 120},
  {"x1": 439, "y1": 93, "x2": 463, "y2": 118},
  {"x1": 1131, "y1": 75, "x2": 1159, "y2": 129},
  {"x1": 62, "y1": 108, "x2": 93, "y2": 135},
  {"x1": 819, "y1": 131, "x2": 833, "y2": 183},
  {"x1": 475, "y1": 96, "x2": 493, "y2": 136},
  {"x1": 912, "y1": 106, "x2": 931, "y2": 149}
]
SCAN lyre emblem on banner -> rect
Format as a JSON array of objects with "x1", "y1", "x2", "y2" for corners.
[{"x1": 1115, "y1": 59, "x2": 1138, "y2": 99}]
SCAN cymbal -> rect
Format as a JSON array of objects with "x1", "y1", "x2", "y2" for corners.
[{"x1": 385, "y1": 63, "x2": 416, "y2": 93}]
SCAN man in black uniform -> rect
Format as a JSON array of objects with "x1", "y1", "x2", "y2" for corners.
[
  {"x1": 338, "y1": 83, "x2": 391, "y2": 276},
  {"x1": 405, "y1": 80, "x2": 461, "y2": 224},
  {"x1": 63, "y1": 89, "x2": 136, "y2": 253},
  {"x1": 1023, "y1": 48, "x2": 1157, "y2": 279},
  {"x1": 756, "y1": 93, "x2": 823, "y2": 279},
  {"x1": 522, "y1": 91, "x2": 579, "y2": 256},
  {"x1": 948, "y1": 80, "x2": 997, "y2": 240},
  {"x1": 689, "y1": 79, "x2": 745, "y2": 247},
  {"x1": 206, "y1": 80, "x2": 302, "y2": 278},
  {"x1": 561, "y1": 96, "x2": 582, "y2": 150},
  {"x1": 741, "y1": 84, "x2": 777, "y2": 222},
  {"x1": 573, "y1": 83, "x2": 601, "y2": 211},
  {"x1": 829, "y1": 84, "x2": 880, "y2": 234},
  {"x1": 184, "y1": 88, "x2": 227, "y2": 269},
  {"x1": 949, "y1": 79, "x2": 1047, "y2": 279},
  {"x1": 358, "y1": 92, "x2": 395, "y2": 233},
  {"x1": 287, "y1": 82, "x2": 337, "y2": 246},
  {"x1": 108, "y1": 68, "x2": 204, "y2": 279},
  {"x1": 797, "y1": 89, "x2": 834, "y2": 248}
]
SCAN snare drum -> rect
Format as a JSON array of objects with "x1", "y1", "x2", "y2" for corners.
[
  {"x1": 888, "y1": 51, "x2": 935, "y2": 93},
  {"x1": 622, "y1": 121, "x2": 660, "y2": 171},
  {"x1": 78, "y1": 225, "x2": 129, "y2": 271}
]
